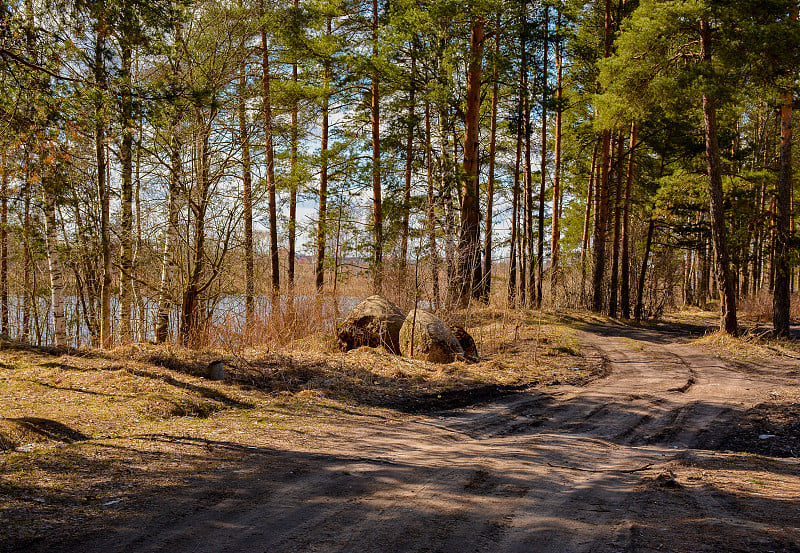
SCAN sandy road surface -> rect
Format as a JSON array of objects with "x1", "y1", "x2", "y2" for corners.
[{"x1": 33, "y1": 323, "x2": 800, "y2": 553}]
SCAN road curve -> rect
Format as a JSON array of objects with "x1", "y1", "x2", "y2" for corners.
[{"x1": 36, "y1": 323, "x2": 800, "y2": 553}]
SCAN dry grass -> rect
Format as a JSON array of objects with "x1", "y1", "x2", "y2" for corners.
[
  {"x1": 693, "y1": 328, "x2": 800, "y2": 363},
  {"x1": 0, "y1": 306, "x2": 603, "y2": 548},
  {"x1": 739, "y1": 290, "x2": 800, "y2": 323}
]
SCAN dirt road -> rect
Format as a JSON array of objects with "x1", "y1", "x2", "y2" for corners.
[{"x1": 31, "y1": 323, "x2": 800, "y2": 553}]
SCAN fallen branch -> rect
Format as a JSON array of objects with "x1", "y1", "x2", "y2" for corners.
[{"x1": 546, "y1": 462, "x2": 654, "y2": 473}]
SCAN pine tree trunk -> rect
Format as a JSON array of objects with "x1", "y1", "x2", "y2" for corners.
[
  {"x1": 634, "y1": 218, "x2": 655, "y2": 320},
  {"x1": 609, "y1": 132, "x2": 624, "y2": 317},
  {"x1": 773, "y1": 91, "x2": 792, "y2": 336},
  {"x1": 550, "y1": 9, "x2": 563, "y2": 299},
  {"x1": 316, "y1": 17, "x2": 331, "y2": 291},
  {"x1": 521, "y1": 8, "x2": 532, "y2": 306},
  {"x1": 239, "y1": 59, "x2": 254, "y2": 331},
  {"x1": 483, "y1": 17, "x2": 499, "y2": 302},
  {"x1": 1, "y1": 154, "x2": 8, "y2": 335},
  {"x1": 620, "y1": 123, "x2": 636, "y2": 318},
  {"x1": 509, "y1": 107, "x2": 522, "y2": 307},
  {"x1": 700, "y1": 18, "x2": 738, "y2": 335},
  {"x1": 591, "y1": 130, "x2": 611, "y2": 312},
  {"x1": 456, "y1": 16, "x2": 484, "y2": 308},
  {"x1": 400, "y1": 47, "x2": 416, "y2": 290},
  {"x1": 371, "y1": 0, "x2": 383, "y2": 294},
  {"x1": 119, "y1": 43, "x2": 134, "y2": 343},
  {"x1": 425, "y1": 100, "x2": 439, "y2": 310},
  {"x1": 288, "y1": 0, "x2": 299, "y2": 289},
  {"x1": 591, "y1": 0, "x2": 613, "y2": 314},
  {"x1": 95, "y1": 28, "x2": 112, "y2": 348},
  {"x1": 536, "y1": 6, "x2": 548, "y2": 308},
  {"x1": 261, "y1": 8, "x2": 279, "y2": 297},
  {"x1": 580, "y1": 139, "x2": 599, "y2": 304}
]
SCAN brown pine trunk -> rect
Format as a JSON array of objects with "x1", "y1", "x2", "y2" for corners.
[
  {"x1": 95, "y1": 28, "x2": 112, "y2": 348},
  {"x1": 536, "y1": 6, "x2": 549, "y2": 308},
  {"x1": 773, "y1": 91, "x2": 792, "y2": 336},
  {"x1": 22, "y1": 165, "x2": 31, "y2": 341},
  {"x1": 609, "y1": 132, "x2": 624, "y2": 317},
  {"x1": 700, "y1": 18, "x2": 738, "y2": 335},
  {"x1": 580, "y1": 139, "x2": 599, "y2": 304},
  {"x1": 400, "y1": 47, "x2": 416, "y2": 289},
  {"x1": 550, "y1": 8, "x2": 563, "y2": 299},
  {"x1": 119, "y1": 43, "x2": 134, "y2": 343},
  {"x1": 371, "y1": 0, "x2": 383, "y2": 294},
  {"x1": 620, "y1": 122, "x2": 636, "y2": 318},
  {"x1": 521, "y1": 11, "x2": 532, "y2": 306},
  {"x1": 456, "y1": 16, "x2": 484, "y2": 307},
  {"x1": 316, "y1": 17, "x2": 331, "y2": 291},
  {"x1": 1, "y1": 153, "x2": 7, "y2": 335},
  {"x1": 591, "y1": 130, "x2": 611, "y2": 312},
  {"x1": 591, "y1": 0, "x2": 613, "y2": 313},
  {"x1": 288, "y1": 0, "x2": 299, "y2": 289},
  {"x1": 239, "y1": 58, "x2": 254, "y2": 331},
  {"x1": 261, "y1": 7, "x2": 279, "y2": 297},
  {"x1": 634, "y1": 218, "x2": 655, "y2": 320},
  {"x1": 425, "y1": 100, "x2": 439, "y2": 310},
  {"x1": 509, "y1": 111, "x2": 522, "y2": 307},
  {"x1": 483, "y1": 16, "x2": 500, "y2": 302}
]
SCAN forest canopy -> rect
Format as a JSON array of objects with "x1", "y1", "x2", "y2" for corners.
[{"x1": 0, "y1": 0, "x2": 798, "y2": 348}]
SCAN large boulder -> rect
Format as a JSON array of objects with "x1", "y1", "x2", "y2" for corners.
[
  {"x1": 449, "y1": 323, "x2": 478, "y2": 361},
  {"x1": 399, "y1": 309, "x2": 464, "y2": 363},
  {"x1": 336, "y1": 295, "x2": 407, "y2": 354}
]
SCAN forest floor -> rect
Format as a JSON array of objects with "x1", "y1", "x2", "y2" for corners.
[{"x1": 1, "y1": 308, "x2": 799, "y2": 552}]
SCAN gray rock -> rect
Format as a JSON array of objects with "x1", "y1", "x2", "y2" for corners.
[
  {"x1": 336, "y1": 295, "x2": 407, "y2": 354},
  {"x1": 206, "y1": 361, "x2": 225, "y2": 381},
  {"x1": 399, "y1": 310, "x2": 464, "y2": 363}
]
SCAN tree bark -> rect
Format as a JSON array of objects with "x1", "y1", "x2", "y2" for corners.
[
  {"x1": 609, "y1": 132, "x2": 624, "y2": 317},
  {"x1": 591, "y1": 0, "x2": 613, "y2": 313},
  {"x1": 181, "y1": 114, "x2": 211, "y2": 346},
  {"x1": 537, "y1": 6, "x2": 548, "y2": 308},
  {"x1": 119, "y1": 42, "x2": 134, "y2": 343},
  {"x1": 155, "y1": 122, "x2": 181, "y2": 344},
  {"x1": 591, "y1": 130, "x2": 611, "y2": 312},
  {"x1": 425, "y1": 99, "x2": 439, "y2": 310},
  {"x1": 400, "y1": 45, "x2": 416, "y2": 289},
  {"x1": 288, "y1": 0, "x2": 299, "y2": 289},
  {"x1": 509, "y1": 102, "x2": 523, "y2": 307},
  {"x1": 700, "y1": 18, "x2": 738, "y2": 335},
  {"x1": 239, "y1": 57, "x2": 254, "y2": 331},
  {"x1": 773, "y1": 90, "x2": 792, "y2": 337},
  {"x1": 634, "y1": 218, "x2": 655, "y2": 320},
  {"x1": 456, "y1": 16, "x2": 484, "y2": 307},
  {"x1": 483, "y1": 17, "x2": 500, "y2": 302},
  {"x1": 371, "y1": 0, "x2": 383, "y2": 294},
  {"x1": 620, "y1": 122, "x2": 636, "y2": 319},
  {"x1": 316, "y1": 16, "x2": 332, "y2": 291},
  {"x1": 580, "y1": 139, "x2": 599, "y2": 304},
  {"x1": 95, "y1": 25, "x2": 112, "y2": 348},
  {"x1": 261, "y1": 4, "x2": 279, "y2": 297},
  {"x1": 521, "y1": 5, "x2": 532, "y2": 305},
  {"x1": 550, "y1": 8, "x2": 563, "y2": 299},
  {"x1": 43, "y1": 180, "x2": 66, "y2": 348},
  {"x1": 1, "y1": 153, "x2": 8, "y2": 335}
]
